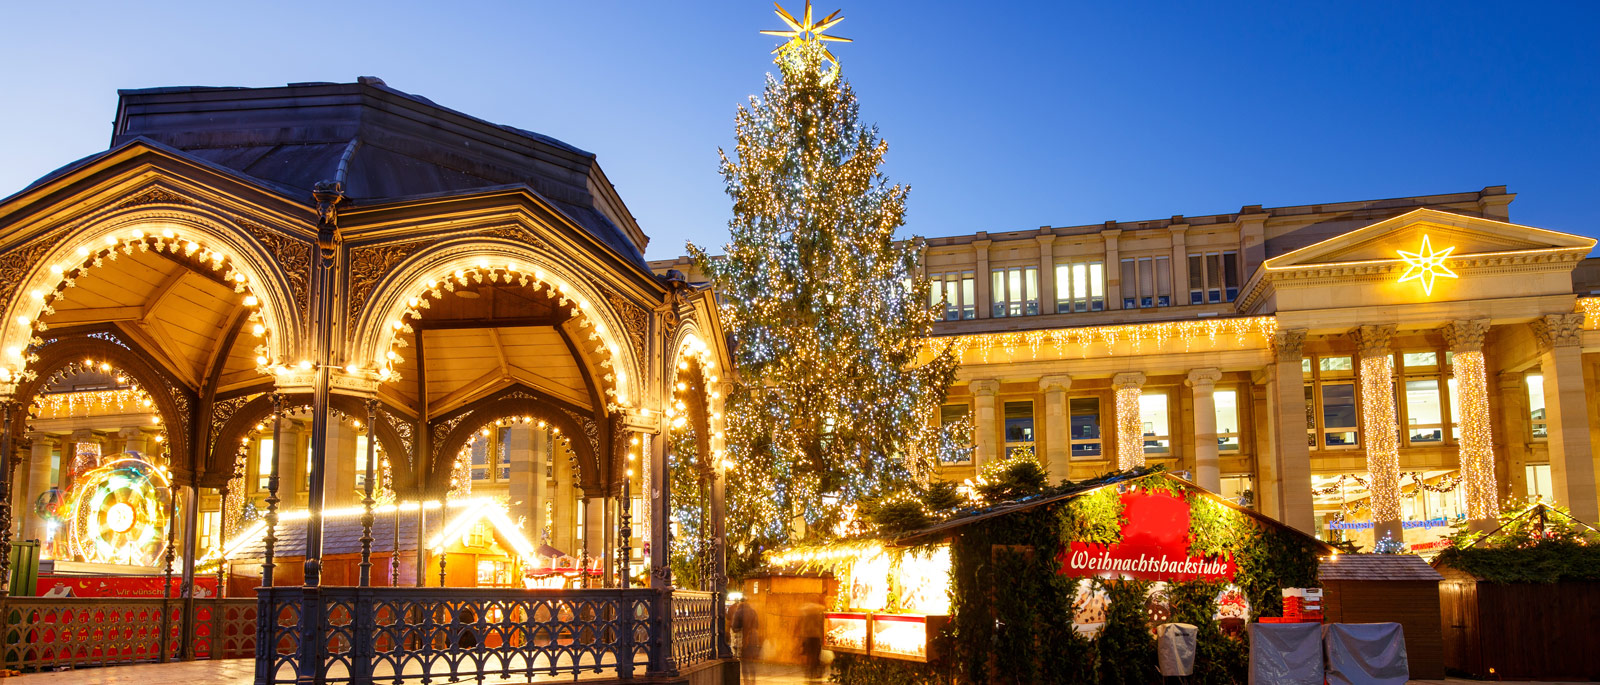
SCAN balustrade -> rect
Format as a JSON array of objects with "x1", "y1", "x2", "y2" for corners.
[{"x1": 0, "y1": 597, "x2": 256, "y2": 671}]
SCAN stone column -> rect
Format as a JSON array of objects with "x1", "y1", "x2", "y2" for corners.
[
  {"x1": 1037, "y1": 233, "x2": 1056, "y2": 314},
  {"x1": 1039, "y1": 376, "x2": 1071, "y2": 479},
  {"x1": 583, "y1": 495, "x2": 603, "y2": 560},
  {"x1": 26, "y1": 435, "x2": 56, "y2": 541},
  {"x1": 1531, "y1": 313, "x2": 1599, "y2": 522},
  {"x1": 1353, "y1": 325, "x2": 1403, "y2": 545},
  {"x1": 973, "y1": 238, "x2": 992, "y2": 319},
  {"x1": 554, "y1": 442, "x2": 576, "y2": 553},
  {"x1": 1496, "y1": 372, "x2": 1531, "y2": 505},
  {"x1": 1267, "y1": 330, "x2": 1314, "y2": 533},
  {"x1": 970, "y1": 380, "x2": 1000, "y2": 469},
  {"x1": 1186, "y1": 368, "x2": 1223, "y2": 492},
  {"x1": 324, "y1": 421, "x2": 359, "y2": 508},
  {"x1": 1112, "y1": 372, "x2": 1146, "y2": 470},
  {"x1": 1443, "y1": 319, "x2": 1498, "y2": 529},
  {"x1": 1103, "y1": 228, "x2": 1123, "y2": 309},
  {"x1": 506, "y1": 425, "x2": 538, "y2": 538},
  {"x1": 119, "y1": 427, "x2": 149, "y2": 459},
  {"x1": 1236, "y1": 207, "x2": 1269, "y2": 279}
]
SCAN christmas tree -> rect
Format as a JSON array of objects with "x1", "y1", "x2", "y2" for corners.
[{"x1": 687, "y1": 1, "x2": 958, "y2": 576}]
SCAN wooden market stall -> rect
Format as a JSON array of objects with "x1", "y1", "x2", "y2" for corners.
[{"x1": 1318, "y1": 554, "x2": 1445, "y2": 679}]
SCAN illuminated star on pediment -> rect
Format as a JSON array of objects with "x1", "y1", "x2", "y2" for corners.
[{"x1": 1397, "y1": 234, "x2": 1457, "y2": 296}]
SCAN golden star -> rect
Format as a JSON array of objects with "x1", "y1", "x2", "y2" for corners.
[
  {"x1": 1397, "y1": 234, "x2": 1457, "y2": 296},
  {"x1": 760, "y1": 1, "x2": 851, "y2": 68}
]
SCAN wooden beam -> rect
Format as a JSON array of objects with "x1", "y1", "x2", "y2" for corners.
[
  {"x1": 426, "y1": 368, "x2": 509, "y2": 418},
  {"x1": 141, "y1": 268, "x2": 190, "y2": 321},
  {"x1": 114, "y1": 322, "x2": 198, "y2": 387},
  {"x1": 411, "y1": 316, "x2": 567, "y2": 331},
  {"x1": 43, "y1": 306, "x2": 145, "y2": 325},
  {"x1": 504, "y1": 365, "x2": 592, "y2": 410},
  {"x1": 555, "y1": 321, "x2": 605, "y2": 413},
  {"x1": 489, "y1": 329, "x2": 510, "y2": 378},
  {"x1": 202, "y1": 306, "x2": 249, "y2": 392}
]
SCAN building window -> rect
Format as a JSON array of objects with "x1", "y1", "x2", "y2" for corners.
[
  {"x1": 1403, "y1": 379, "x2": 1444, "y2": 444},
  {"x1": 1003, "y1": 400, "x2": 1035, "y2": 458},
  {"x1": 1121, "y1": 256, "x2": 1171, "y2": 308},
  {"x1": 938, "y1": 403, "x2": 973, "y2": 464},
  {"x1": 257, "y1": 438, "x2": 275, "y2": 490},
  {"x1": 930, "y1": 271, "x2": 976, "y2": 321},
  {"x1": 1525, "y1": 463, "x2": 1553, "y2": 501},
  {"x1": 1187, "y1": 250, "x2": 1240, "y2": 304},
  {"x1": 200, "y1": 510, "x2": 221, "y2": 553},
  {"x1": 1214, "y1": 389, "x2": 1242, "y2": 453},
  {"x1": 355, "y1": 435, "x2": 372, "y2": 488},
  {"x1": 1053, "y1": 261, "x2": 1105, "y2": 313},
  {"x1": 1319, "y1": 382, "x2": 1358, "y2": 447},
  {"x1": 1219, "y1": 474, "x2": 1255, "y2": 509},
  {"x1": 469, "y1": 427, "x2": 513, "y2": 484},
  {"x1": 1139, "y1": 392, "x2": 1170, "y2": 455},
  {"x1": 1526, "y1": 374, "x2": 1547, "y2": 439},
  {"x1": 991, "y1": 266, "x2": 1039, "y2": 317},
  {"x1": 1069, "y1": 397, "x2": 1102, "y2": 460},
  {"x1": 1304, "y1": 355, "x2": 1359, "y2": 449}
]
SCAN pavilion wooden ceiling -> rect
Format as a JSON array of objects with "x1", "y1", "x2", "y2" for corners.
[{"x1": 37, "y1": 246, "x2": 261, "y2": 394}]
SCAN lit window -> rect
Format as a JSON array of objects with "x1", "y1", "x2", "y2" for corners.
[
  {"x1": 1319, "y1": 356, "x2": 1353, "y2": 373},
  {"x1": 1403, "y1": 352, "x2": 1438, "y2": 368},
  {"x1": 1188, "y1": 251, "x2": 1240, "y2": 304},
  {"x1": 1526, "y1": 375, "x2": 1547, "y2": 439},
  {"x1": 469, "y1": 429, "x2": 513, "y2": 484},
  {"x1": 355, "y1": 435, "x2": 371, "y2": 487},
  {"x1": 1320, "y1": 382, "x2": 1358, "y2": 447},
  {"x1": 1069, "y1": 397, "x2": 1102, "y2": 460},
  {"x1": 1121, "y1": 256, "x2": 1170, "y2": 309},
  {"x1": 1214, "y1": 389, "x2": 1242, "y2": 453},
  {"x1": 1003, "y1": 401, "x2": 1035, "y2": 458},
  {"x1": 1139, "y1": 392, "x2": 1170, "y2": 454},
  {"x1": 990, "y1": 266, "x2": 1039, "y2": 317},
  {"x1": 1219, "y1": 474, "x2": 1254, "y2": 509},
  {"x1": 1525, "y1": 463, "x2": 1553, "y2": 501},
  {"x1": 1447, "y1": 377, "x2": 1460, "y2": 441},
  {"x1": 257, "y1": 438, "x2": 275, "y2": 490},
  {"x1": 929, "y1": 271, "x2": 977, "y2": 321},
  {"x1": 200, "y1": 511, "x2": 221, "y2": 553},
  {"x1": 1404, "y1": 379, "x2": 1443, "y2": 443},
  {"x1": 938, "y1": 404, "x2": 973, "y2": 464},
  {"x1": 1054, "y1": 261, "x2": 1105, "y2": 313}
]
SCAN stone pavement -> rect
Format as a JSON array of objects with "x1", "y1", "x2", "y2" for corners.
[{"x1": 1, "y1": 659, "x2": 1589, "y2": 684}]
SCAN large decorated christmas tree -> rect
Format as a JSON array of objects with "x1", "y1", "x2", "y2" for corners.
[{"x1": 688, "y1": 1, "x2": 958, "y2": 576}]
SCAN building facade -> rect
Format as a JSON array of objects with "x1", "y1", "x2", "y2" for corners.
[{"x1": 655, "y1": 186, "x2": 1600, "y2": 551}]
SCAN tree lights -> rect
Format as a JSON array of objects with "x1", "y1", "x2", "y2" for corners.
[{"x1": 687, "y1": 11, "x2": 957, "y2": 570}]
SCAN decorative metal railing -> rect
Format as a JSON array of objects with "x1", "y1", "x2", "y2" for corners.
[
  {"x1": 0, "y1": 597, "x2": 256, "y2": 671},
  {"x1": 670, "y1": 590, "x2": 718, "y2": 669},
  {"x1": 257, "y1": 586, "x2": 662, "y2": 684}
]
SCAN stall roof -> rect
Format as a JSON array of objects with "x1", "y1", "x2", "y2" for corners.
[
  {"x1": 890, "y1": 469, "x2": 1335, "y2": 554},
  {"x1": 1319, "y1": 554, "x2": 1443, "y2": 582}
]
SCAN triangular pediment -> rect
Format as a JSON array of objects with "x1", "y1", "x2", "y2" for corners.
[{"x1": 1265, "y1": 209, "x2": 1594, "y2": 269}]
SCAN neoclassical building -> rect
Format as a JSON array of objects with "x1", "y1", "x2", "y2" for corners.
[
  {"x1": 0, "y1": 79, "x2": 733, "y2": 679},
  {"x1": 656, "y1": 186, "x2": 1600, "y2": 551}
]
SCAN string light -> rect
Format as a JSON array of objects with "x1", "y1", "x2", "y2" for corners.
[
  {"x1": 1358, "y1": 350, "x2": 1402, "y2": 526},
  {"x1": 1454, "y1": 350, "x2": 1498, "y2": 519},
  {"x1": 1113, "y1": 375, "x2": 1144, "y2": 470},
  {"x1": 937, "y1": 316, "x2": 1278, "y2": 363}
]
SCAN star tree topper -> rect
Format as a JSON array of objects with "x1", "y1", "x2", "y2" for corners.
[
  {"x1": 1397, "y1": 234, "x2": 1457, "y2": 295},
  {"x1": 761, "y1": 1, "x2": 851, "y2": 77}
]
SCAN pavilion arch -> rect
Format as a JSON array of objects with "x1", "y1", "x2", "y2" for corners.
[
  {"x1": 348, "y1": 237, "x2": 644, "y2": 410},
  {"x1": 6, "y1": 332, "x2": 196, "y2": 482},
  {"x1": 666, "y1": 326, "x2": 725, "y2": 469},
  {"x1": 0, "y1": 203, "x2": 304, "y2": 385},
  {"x1": 201, "y1": 393, "x2": 414, "y2": 491},
  {"x1": 426, "y1": 385, "x2": 605, "y2": 497}
]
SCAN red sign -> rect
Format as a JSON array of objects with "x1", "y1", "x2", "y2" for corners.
[
  {"x1": 36, "y1": 574, "x2": 220, "y2": 598},
  {"x1": 1057, "y1": 490, "x2": 1236, "y2": 582}
]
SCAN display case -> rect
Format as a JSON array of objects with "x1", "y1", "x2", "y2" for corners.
[
  {"x1": 868, "y1": 613, "x2": 948, "y2": 662},
  {"x1": 824, "y1": 612, "x2": 870, "y2": 654}
]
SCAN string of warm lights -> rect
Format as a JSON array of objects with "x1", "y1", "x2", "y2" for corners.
[
  {"x1": 1454, "y1": 350, "x2": 1498, "y2": 519},
  {"x1": 32, "y1": 388, "x2": 155, "y2": 418},
  {"x1": 1358, "y1": 352, "x2": 1402, "y2": 525},
  {"x1": 1577, "y1": 297, "x2": 1600, "y2": 329},
  {"x1": 2, "y1": 229, "x2": 276, "y2": 384},
  {"x1": 375, "y1": 263, "x2": 631, "y2": 409},
  {"x1": 1113, "y1": 378, "x2": 1144, "y2": 470},
  {"x1": 936, "y1": 316, "x2": 1278, "y2": 363}
]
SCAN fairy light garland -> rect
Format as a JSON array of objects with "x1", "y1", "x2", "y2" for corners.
[
  {"x1": 2, "y1": 228, "x2": 277, "y2": 384},
  {"x1": 937, "y1": 316, "x2": 1278, "y2": 363},
  {"x1": 1113, "y1": 375, "x2": 1144, "y2": 470},
  {"x1": 1453, "y1": 350, "x2": 1498, "y2": 519},
  {"x1": 1357, "y1": 350, "x2": 1402, "y2": 525},
  {"x1": 374, "y1": 264, "x2": 631, "y2": 409}
]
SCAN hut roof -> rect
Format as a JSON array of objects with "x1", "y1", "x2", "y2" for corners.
[{"x1": 1318, "y1": 554, "x2": 1443, "y2": 582}]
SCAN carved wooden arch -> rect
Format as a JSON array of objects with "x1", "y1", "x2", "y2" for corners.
[
  {"x1": 200, "y1": 392, "x2": 414, "y2": 490},
  {"x1": 6, "y1": 332, "x2": 196, "y2": 483},
  {"x1": 665, "y1": 324, "x2": 718, "y2": 476},
  {"x1": 427, "y1": 386, "x2": 607, "y2": 498}
]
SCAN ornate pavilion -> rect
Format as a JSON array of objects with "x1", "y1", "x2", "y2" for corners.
[{"x1": 0, "y1": 78, "x2": 734, "y2": 683}]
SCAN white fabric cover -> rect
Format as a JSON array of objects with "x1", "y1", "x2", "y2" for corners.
[
  {"x1": 1324, "y1": 622, "x2": 1409, "y2": 685},
  {"x1": 1156, "y1": 623, "x2": 1198, "y2": 676},
  {"x1": 1248, "y1": 622, "x2": 1324, "y2": 685}
]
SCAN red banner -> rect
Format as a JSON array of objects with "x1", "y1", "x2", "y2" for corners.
[
  {"x1": 37, "y1": 574, "x2": 220, "y2": 598},
  {"x1": 1057, "y1": 490, "x2": 1236, "y2": 582}
]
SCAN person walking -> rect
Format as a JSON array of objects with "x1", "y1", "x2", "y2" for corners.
[
  {"x1": 798, "y1": 602, "x2": 825, "y2": 681},
  {"x1": 729, "y1": 598, "x2": 761, "y2": 682}
]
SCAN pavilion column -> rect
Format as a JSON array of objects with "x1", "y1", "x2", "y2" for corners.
[
  {"x1": 179, "y1": 480, "x2": 198, "y2": 659},
  {"x1": 1112, "y1": 372, "x2": 1146, "y2": 470},
  {"x1": 1039, "y1": 375, "x2": 1071, "y2": 479},
  {"x1": 648, "y1": 426, "x2": 670, "y2": 590},
  {"x1": 119, "y1": 426, "x2": 149, "y2": 458},
  {"x1": 506, "y1": 425, "x2": 538, "y2": 539},
  {"x1": 1443, "y1": 319, "x2": 1499, "y2": 530},
  {"x1": 970, "y1": 380, "x2": 1000, "y2": 469},
  {"x1": 707, "y1": 380, "x2": 731, "y2": 659},
  {"x1": 1531, "y1": 313, "x2": 1599, "y2": 522},
  {"x1": 1353, "y1": 325, "x2": 1403, "y2": 545},
  {"x1": 1186, "y1": 368, "x2": 1223, "y2": 492},
  {"x1": 1267, "y1": 329, "x2": 1313, "y2": 533},
  {"x1": 25, "y1": 435, "x2": 56, "y2": 542}
]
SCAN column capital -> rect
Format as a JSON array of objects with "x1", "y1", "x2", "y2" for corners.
[
  {"x1": 972, "y1": 238, "x2": 992, "y2": 251},
  {"x1": 26, "y1": 432, "x2": 59, "y2": 447},
  {"x1": 1038, "y1": 374, "x2": 1071, "y2": 393},
  {"x1": 1185, "y1": 368, "x2": 1223, "y2": 389},
  {"x1": 1531, "y1": 313, "x2": 1583, "y2": 352},
  {"x1": 1112, "y1": 372, "x2": 1146, "y2": 389},
  {"x1": 1442, "y1": 319, "x2": 1492, "y2": 353},
  {"x1": 1351, "y1": 324, "x2": 1396, "y2": 358},
  {"x1": 970, "y1": 379, "x2": 1000, "y2": 397},
  {"x1": 70, "y1": 429, "x2": 104, "y2": 443},
  {"x1": 1273, "y1": 328, "x2": 1307, "y2": 360},
  {"x1": 1035, "y1": 233, "x2": 1057, "y2": 247},
  {"x1": 118, "y1": 426, "x2": 149, "y2": 440}
]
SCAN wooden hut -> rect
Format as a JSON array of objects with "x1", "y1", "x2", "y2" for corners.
[{"x1": 1317, "y1": 554, "x2": 1444, "y2": 679}]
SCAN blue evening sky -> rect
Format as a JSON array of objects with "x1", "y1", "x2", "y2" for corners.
[{"x1": 1, "y1": 1, "x2": 1594, "y2": 260}]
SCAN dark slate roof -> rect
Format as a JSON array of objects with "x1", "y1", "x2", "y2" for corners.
[
  {"x1": 57, "y1": 77, "x2": 648, "y2": 270},
  {"x1": 230, "y1": 509, "x2": 443, "y2": 561},
  {"x1": 1318, "y1": 554, "x2": 1443, "y2": 582}
]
